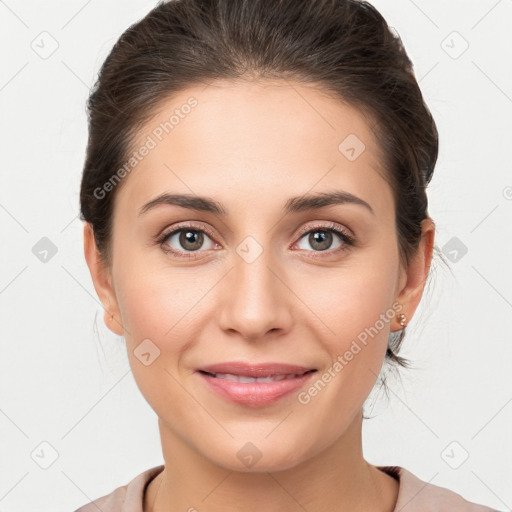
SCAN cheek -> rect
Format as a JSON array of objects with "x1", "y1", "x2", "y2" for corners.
[
  {"x1": 114, "y1": 274, "x2": 188, "y2": 419},
  {"x1": 113, "y1": 263, "x2": 179, "y2": 358},
  {"x1": 296, "y1": 279, "x2": 394, "y2": 434},
  {"x1": 116, "y1": 276, "x2": 169, "y2": 343},
  {"x1": 296, "y1": 254, "x2": 398, "y2": 394},
  {"x1": 115, "y1": 249, "x2": 200, "y2": 342},
  {"x1": 113, "y1": 261, "x2": 213, "y2": 396},
  {"x1": 296, "y1": 257, "x2": 397, "y2": 342}
]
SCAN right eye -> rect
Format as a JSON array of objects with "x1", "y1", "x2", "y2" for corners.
[{"x1": 157, "y1": 223, "x2": 219, "y2": 258}]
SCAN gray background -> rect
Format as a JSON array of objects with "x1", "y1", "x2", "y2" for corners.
[{"x1": 0, "y1": 0, "x2": 511, "y2": 510}]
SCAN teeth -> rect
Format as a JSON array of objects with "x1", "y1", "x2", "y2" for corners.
[{"x1": 210, "y1": 372, "x2": 305, "y2": 383}]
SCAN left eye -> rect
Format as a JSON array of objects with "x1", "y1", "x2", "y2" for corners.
[{"x1": 295, "y1": 227, "x2": 353, "y2": 253}]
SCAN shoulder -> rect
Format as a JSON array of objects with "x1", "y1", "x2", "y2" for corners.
[
  {"x1": 378, "y1": 465, "x2": 503, "y2": 512},
  {"x1": 73, "y1": 465, "x2": 164, "y2": 512}
]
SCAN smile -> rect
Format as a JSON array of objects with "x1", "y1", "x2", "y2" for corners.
[{"x1": 196, "y1": 368, "x2": 317, "y2": 407}]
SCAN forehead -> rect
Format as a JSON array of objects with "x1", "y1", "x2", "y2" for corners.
[{"x1": 115, "y1": 79, "x2": 393, "y2": 222}]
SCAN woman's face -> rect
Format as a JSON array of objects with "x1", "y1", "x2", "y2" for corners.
[{"x1": 85, "y1": 79, "x2": 433, "y2": 471}]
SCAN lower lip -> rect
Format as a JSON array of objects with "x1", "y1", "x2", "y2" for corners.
[{"x1": 196, "y1": 371, "x2": 316, "y2": 407}]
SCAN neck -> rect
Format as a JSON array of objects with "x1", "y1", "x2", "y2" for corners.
[{"x1": 145, "y1": 412, "x2": 399, "y2": 512}]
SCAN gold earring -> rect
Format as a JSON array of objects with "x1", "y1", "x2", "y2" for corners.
[{"x1": 399, "y1": 313, "x2": 407, "y2": 328}]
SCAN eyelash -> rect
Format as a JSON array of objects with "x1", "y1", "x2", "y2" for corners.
[{"x1": 155, "y1": 221, "x2": 355, "y2": 259}]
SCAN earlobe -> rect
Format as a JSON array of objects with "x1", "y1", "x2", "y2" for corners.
[
  {"x1": 83, "y1": 222, "x2": 124, "y2": 336},
  {"x1": 104, "y1": 309, "x2": 125, "y2": 336},
  {"x1": 393, "y1": 218, "x2": 436, "y2": 331}
]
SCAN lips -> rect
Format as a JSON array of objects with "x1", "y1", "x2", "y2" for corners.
[
  {"x1": 195, "y1": 362, "x2": 318, "y2": 407},
  {"x1": 196, "y1": 361, "x2": 316, "y2": 379}
]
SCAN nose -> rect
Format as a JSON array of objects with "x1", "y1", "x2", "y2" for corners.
[{"x1": 217, "y1": 244, "x2": 294, "y2": 341}]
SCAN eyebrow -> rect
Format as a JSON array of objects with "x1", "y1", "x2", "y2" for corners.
[{"x1": 138, "y1": 190, "x2": 374, "y2": 217}]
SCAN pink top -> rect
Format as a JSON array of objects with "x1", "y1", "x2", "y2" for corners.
[{"x1": 73, "y1": 464, "x2": 501, "y2": 512}]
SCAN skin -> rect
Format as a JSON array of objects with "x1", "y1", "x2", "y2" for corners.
[{"x1": 84, "y1": 79, "x2": 435, "y2": 512}]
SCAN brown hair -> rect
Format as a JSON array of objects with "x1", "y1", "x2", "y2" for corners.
[{"x1": 79, "y1": 0, "x2": 440, "y2": 374}]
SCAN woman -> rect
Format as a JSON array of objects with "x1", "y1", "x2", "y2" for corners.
[{"x1": 75, "y1": 0, "x2": 501, "y2": 510}]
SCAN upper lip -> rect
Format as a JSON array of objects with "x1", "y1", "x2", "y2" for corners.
[{"x1": 196, "y1": 362, "x2": 317, "y2": 378}]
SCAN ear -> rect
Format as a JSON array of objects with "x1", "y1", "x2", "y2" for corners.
[
  {"x1": 393, "y1": 217, "x2": 436, "y2": 332},
  {"x1": 83, "y1": 222, "x2": 124, "y2": 336}
]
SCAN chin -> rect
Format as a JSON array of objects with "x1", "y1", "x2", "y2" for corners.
[{"x1": 202, "y1": 437, "x2": 311, "y2": 473}]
